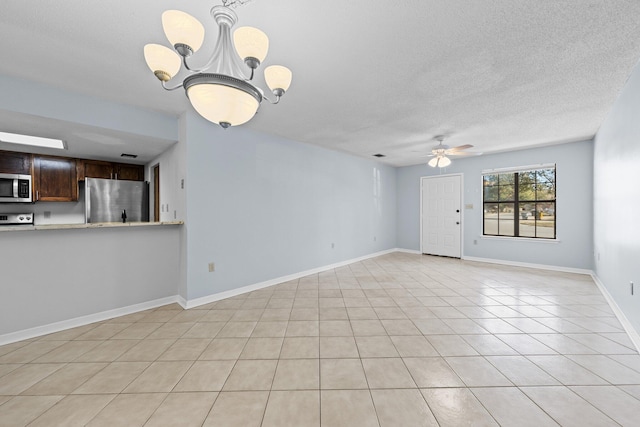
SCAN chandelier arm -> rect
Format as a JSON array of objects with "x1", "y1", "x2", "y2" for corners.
[
  {"x1": 161, "y1": 81, "x2": 185, "y2": 91},
  {"x1": 262, "y1": 94, "x2": 281, "y2": 105},
  {"x1": 181, "y1": 54, "x2": 223, "y2": 74},
  {"x1": 181, "y1": 56, "x2": 199, "y2": 72}
]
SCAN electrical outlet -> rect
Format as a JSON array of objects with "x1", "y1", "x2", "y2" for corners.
[
  {"x1": 208, "y1": 262, "x2": 215, "y2": 272},
  {"x1": 473, "y1": 239, "x2": 477, "y2": 245},
  {"x1": 331, "y1": 243, "x2": 335, "y2": 249},
  {"x1": 631, "y1": 281, "x2": 634, "y2": 296},
  {"x1": 174, "y1": 210, "x2": 177, "y2": 219},
  {"x1": 374, "y1": 236, "x2": 377, "y2": 241},
  {"x1": 44, "y1": 211, "x2": 51, "y2": 219},
  {"x1": 181, "y1": 179, "x2": 184, "y2": 189}
]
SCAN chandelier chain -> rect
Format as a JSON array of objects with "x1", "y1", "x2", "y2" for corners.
[{"x1": 222, "y1": 0, "x2": 254, "y2": 8}]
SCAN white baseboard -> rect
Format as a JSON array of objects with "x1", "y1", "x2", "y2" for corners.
[
  {"x1": 590, "y1": 273, "x2": 640, "y2": 353},
  {"x1": 0, "y1": 249, "x2": 400, "y2": 345},
  {"x1": 8, "y1": 248, "x2": 637, "y2": 356},
  {"x1": 462, "y1": 256, "x2": 592, "y2": 275},
  {"x1": 183, "y1": 248, "x2": 398, "y2": 309},
  {"x1": 176, "y1": 295, "x2": 188, "y2": 309},
  {"x1": 460, "y1": 256, "x2": 640, "y2": 352},
  {"x1": 0, "y1": 296, "x2": 180, "y2": 346},
  {"x1": 394, "y1": 248, "x2": 422, "y2": 255}
]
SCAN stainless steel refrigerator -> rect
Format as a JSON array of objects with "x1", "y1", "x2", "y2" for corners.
[{"x1": 85, "y1": 178, "x2": 149, "y2": 223}]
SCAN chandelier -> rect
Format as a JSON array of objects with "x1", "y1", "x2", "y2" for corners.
[{"x1": 143, "y1": 0, "x2": 292, "y2": 129}]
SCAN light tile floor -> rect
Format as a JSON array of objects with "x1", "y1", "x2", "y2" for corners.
[{"x1": 1, "y1": 253, "x2": 640, "y2": 426}]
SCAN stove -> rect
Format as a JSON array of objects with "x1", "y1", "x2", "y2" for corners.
[{"x1": 0, "y1": 213, "x2": 34, "y2": 226}]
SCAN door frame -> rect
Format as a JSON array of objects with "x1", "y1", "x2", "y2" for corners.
[
  {"x1": 152, "y1": 163, "x2": 160, "y2": 222},
  {"x1": 420, "y1": 173, "x2": 464, "y2": 257}
]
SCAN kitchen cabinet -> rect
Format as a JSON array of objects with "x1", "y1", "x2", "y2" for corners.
[
  {"x1": 80, "y1": 160, "x2": 144, "y2": 181},
  {"x1": 116, "y1": 163, "x2": 145, "y2": 181},
  {"x1": 0, "y1": 150, "x2": 32, "y2": 174},
  {"x1": 82, "y1": 160, "x2": 113, "y2": 180},
  {"x1": 33, "y1": 155, "x2": 78, "y2": 202}
]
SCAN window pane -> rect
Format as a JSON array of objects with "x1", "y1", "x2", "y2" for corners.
[
  {"x1": 519, "y1": 182, "x2": 536, "y2": 201},
  {"x1": 536, "y1": 169, "x2": 555, "y2": 185},
  {"x1": 519, "y1": 171, "x2": 536, "y2": 185},
  {"x1": 519, "y1": 219, "x2": 536, "y2": 237},
  {"x1": 484, "y1": 219, "x2": 498, "y2": 235},
  {"x1": 484, "y1": 203, "x2": 498, "y2": 235},
  {"x1": 536, "y1": 222, "x2": 555, "y2": 238},
  {"x1": 483, "y1": 174, "x2": 499, "y2": 186},
  {"x1": 484, "y1": 186, "x2": 499, "y2": 202},
  {"x1": 499, "y1": 185, "x2": 514, "y2": 201},
  {"x1": 518, "y1": 203, "x2": 535, "y2": 220},
  {"x1": 536, "y1": 181, "x2": 555, "y2": 200},
  {"x1": 499, "y1": 173, "x2": 515, "y2": 185},
  {"x1": 536, "y1": 202, "x2": 555, "y2": 238},
  {"x1": 498, "y1": 203, "x2": 514, "y2": 236}
]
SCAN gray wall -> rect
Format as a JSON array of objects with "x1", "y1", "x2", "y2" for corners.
[
  {"x1": 593, "y1": 59, "x2": 640, "y2": 331},
  {"x1": 0, "y1": 74, "x2": 177, "y2": 141},
  {"x1": 182, "y1": 112, "x2": 398, "y2": 300},
  {"x1": 0, "y1": 226, "x2": 181, "y2": 337},
  {"x1": 397, "y1": 140, "x2": 594, "y2": 270}
]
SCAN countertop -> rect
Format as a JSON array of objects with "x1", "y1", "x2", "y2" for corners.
[{"x1": 0, "y1": 221, "x2": 184, "y2": 232}]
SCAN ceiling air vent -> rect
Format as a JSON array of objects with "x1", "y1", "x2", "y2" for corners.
[
  {"x1": 120, "y1": 153, "x2": 138, "y2": 159},
  {"x1": 372, "y1": 154, "x2": 386, "y2": 158}
]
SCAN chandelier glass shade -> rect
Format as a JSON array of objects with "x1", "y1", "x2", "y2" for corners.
[{"x1": 143, "y1": 2, "x2": 292, "y2": 129}]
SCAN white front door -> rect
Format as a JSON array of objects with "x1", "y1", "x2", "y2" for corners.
[{"x1": 421, "y1": 174, "x2": 462, "y2": 258}]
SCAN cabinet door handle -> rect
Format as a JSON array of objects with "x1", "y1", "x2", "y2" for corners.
[
  {"x1": 115, "y1": 173, "x2": 118, "y2": 180},
  {"x1": 36, "y1": 190, "x2": 39, "y2": 201},
  {"x1": 110, "y1": 172, "x2": 113, "y2": 179}
]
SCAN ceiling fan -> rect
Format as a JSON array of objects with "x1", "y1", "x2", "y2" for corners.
[{"x1": 426, "y1": 136, "x2": 481, "y2": 168}]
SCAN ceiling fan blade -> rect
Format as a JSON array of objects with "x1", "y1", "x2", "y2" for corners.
[
  {"x1": 448, "y1": 151, "x2": 482, "y2": 157},
  {"x1": 445, "y1": 144, "x2": 474, "y2": 153}
]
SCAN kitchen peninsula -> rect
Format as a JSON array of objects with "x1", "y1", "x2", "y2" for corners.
[
  {"x1": 0, "y1": 220, "x2": 185, "y2": 344},
  {"x1": 0, "y1": 220, "x2": 183, "y2": 232},
  {"x1": 0, "y1": 148, "x2": 184, "y2": 344}
]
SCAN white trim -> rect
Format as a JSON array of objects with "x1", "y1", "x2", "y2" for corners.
[
  {"x1": 176, "y1": 295, "x2": 188, "y2": 309},
  {"x1": 4, "y1": 249, "x2": 639, "y2": 357},
  {"x1": 395, "y1": 248, "x2": 422, "y2": 255},
  {"x1": 0, "y1": 296, "x2": 180, "y2": 346},
  {"x1": 591, "y1": 273, "x2": 640, "y2": 353},
  {"x1": 481, "y1": 163, "x2": 556, "y2": 174},
  {"x1": 461, "y1": 256, "x2": 592, "y2": 275},
  {"x1": 0, "y1": 249, "x2": 397, "y2": 345},
  {"x1": 184, "y1": 248, "x2": 398, "y2": 309},
  {"x1": 480, "y1": 235, "x2": 561, "y2": 244}
]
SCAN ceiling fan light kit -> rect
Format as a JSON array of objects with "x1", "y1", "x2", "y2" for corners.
[
  {"x1": 428, "y1": 156, "x2": 452, "y2": 168},
  {"x1": 426, "y1": 136, "x2": 481, "y2": 168},
  {"x1": 143, "y1": 0, "x2": 292, "y2": 129}
]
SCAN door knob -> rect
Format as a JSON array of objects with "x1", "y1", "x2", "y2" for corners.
[
  {"x1": 456, "y1": 222, "x2": 460, "y2": 225},
  {"x1": 456, "y1": 209, "x2": 460, "y2": 213}
]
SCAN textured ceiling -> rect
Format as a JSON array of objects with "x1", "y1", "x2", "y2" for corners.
[{"x1": 0, "y1": 0, "x2": 639, "y2": 166}]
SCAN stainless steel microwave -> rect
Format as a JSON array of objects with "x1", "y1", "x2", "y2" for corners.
[{"x1": 0, "y1": 173, "x2": 32, "y2": 202}]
